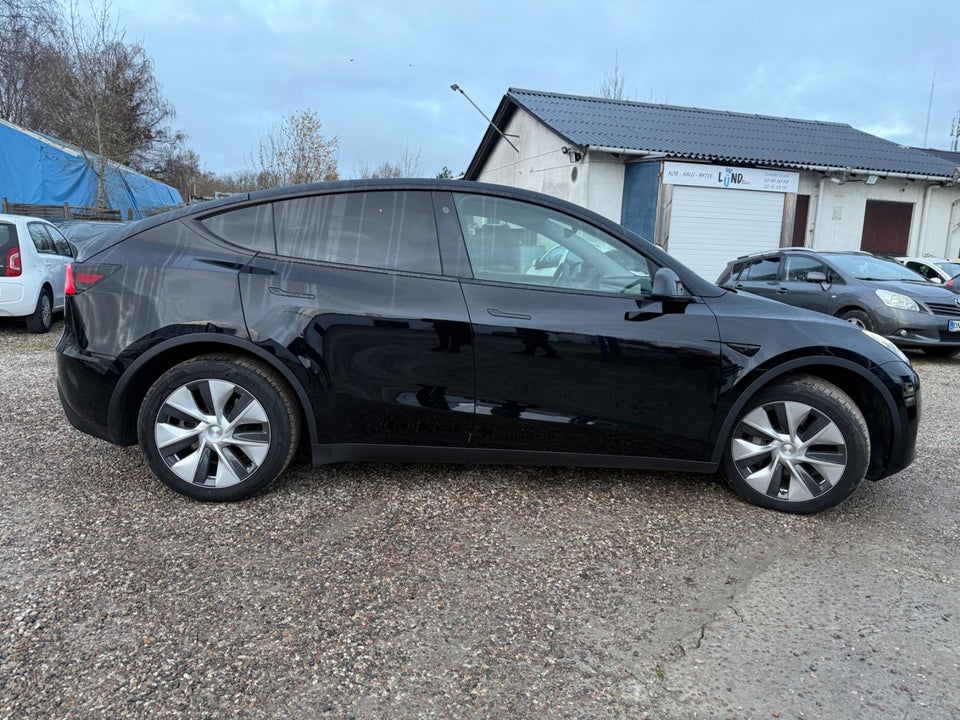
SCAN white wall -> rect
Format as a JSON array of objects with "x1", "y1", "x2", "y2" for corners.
[
  {"x1": 474, "y1": 110, "x2": 625, "y2": 222},
  {"x1": 801, "y1": 173, "x2": 960, "y2": 258}
]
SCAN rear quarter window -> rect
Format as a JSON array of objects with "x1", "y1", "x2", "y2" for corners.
[{"x1": 199, "y1": 203, "x2": 276, "y2": 253}]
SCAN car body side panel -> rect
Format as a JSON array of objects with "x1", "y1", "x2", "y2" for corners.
[
  {"x1": 239, "y1": 256, "x2": 475, "y2": 447},
  {"x1": 461, "y1": 281, "x2": 723, "y2": 460}
]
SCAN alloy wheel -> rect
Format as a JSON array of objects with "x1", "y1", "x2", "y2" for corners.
[
  {"x1": 154, "y1": 378, "x2": 271, "y2": 488},
  {"x1": 729, "y1": 399, "x2": 848, "y2": 503}
]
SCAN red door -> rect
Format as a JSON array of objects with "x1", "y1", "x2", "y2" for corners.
[{"x1": 860, "y1": 200, "x2": 912, "y2": 254}]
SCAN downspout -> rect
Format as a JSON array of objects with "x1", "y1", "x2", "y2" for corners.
[
  {"x1": 948, "y1": 199, "x2": 960, "y2": 258},
  {"x1": 811, "y1": 175, "x2": 829, "y2": 248},
  {"x1": 911, "y1": 183, "x2": 938, "y2": 256}
]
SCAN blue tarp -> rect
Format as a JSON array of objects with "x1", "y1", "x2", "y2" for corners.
[{"x1": 0, "y1": 119, "x2": 182, "y2": 220}]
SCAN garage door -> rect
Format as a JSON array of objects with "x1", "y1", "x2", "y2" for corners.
[{"x1": 666, "y1": 185, "x2": 785, "y2": 282}]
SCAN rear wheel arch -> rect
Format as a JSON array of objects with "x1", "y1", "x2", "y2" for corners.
[
  {"x1": 25, "y1": 284, "x2": 54, "y2": 333},
  {"x1": 107, "y1": 334, "x2": 315, "y2": 448}
]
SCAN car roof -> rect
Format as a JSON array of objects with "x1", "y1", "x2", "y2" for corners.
[
  {"x1": 896, "y1": 256, "x2": 952, "y2": 263},
  {"x1": 729, "y1": 248, "x2": 872, "y2": 262}
]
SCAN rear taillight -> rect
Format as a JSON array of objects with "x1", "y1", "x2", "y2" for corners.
[
  {"x1": 4, "y1": 245, "x2": 20, "y2": 277},
  {"x1": 65, "y1": 263, "x2": 120, "y2": 295}
]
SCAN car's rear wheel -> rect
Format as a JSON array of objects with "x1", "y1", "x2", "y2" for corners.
[
  {"x1": 838, "y1": 308, "x2": 873, "y2": 331},
  {"x1": 25, "y1": 288, "x2": 53, "y2": 333},
  {"x1": 721, "y1": 376, "x2": 869, "y2": 514},
  {"x1": 138, "y1": 355, "x2": 300, "y2": 501}
]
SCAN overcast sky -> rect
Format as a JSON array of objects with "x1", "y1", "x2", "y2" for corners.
[{"x1": 105, "y1": 0, "x2": 960, "y2": 179}]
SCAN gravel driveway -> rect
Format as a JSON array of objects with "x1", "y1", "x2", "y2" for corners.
[{"x1": 2, "y1": 319, "x2": 958, "y2": 719}]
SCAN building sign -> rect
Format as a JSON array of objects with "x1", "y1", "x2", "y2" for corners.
[{"x1": 663, "y1": 161, "x2": 799, "y2": 193}]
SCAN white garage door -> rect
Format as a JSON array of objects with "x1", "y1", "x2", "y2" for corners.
[{"x1": 666, "y1": 185, "x2": 785, "y2": 282}]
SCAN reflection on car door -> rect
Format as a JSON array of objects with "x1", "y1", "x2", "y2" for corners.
[
  {"x1": 234, "y1": 190, "x2": 476, "y2": 448},
  {"x1": 460, "y1": 282, "x2": 722, "y2": 460}
]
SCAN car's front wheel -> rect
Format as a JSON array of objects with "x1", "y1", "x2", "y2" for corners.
[
  {"x1": 838, "y1": 308, "x2": 873, "y2": 331},
  {"x1": 721, "y1": 376, "x2": 869, "y2": 514},
  {"x1": 138, "y1": 355, "x2": 300, "y2": 501}
]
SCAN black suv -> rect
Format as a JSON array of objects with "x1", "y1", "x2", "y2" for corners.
[
  {"x1": 717, "y1": 249, "x2": 960, "y2": 358},
  {"x1": 57, "y1": 179, "x2": 920, "y2": 514}
]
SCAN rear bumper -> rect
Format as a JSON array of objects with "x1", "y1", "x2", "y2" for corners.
[{"x1": 56, "y1": 334, "x2": 131, "y2": 446}]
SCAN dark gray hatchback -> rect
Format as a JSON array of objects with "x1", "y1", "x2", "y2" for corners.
[{"x1": 717, "y1": 249, "x2": 960, "y2": 358}]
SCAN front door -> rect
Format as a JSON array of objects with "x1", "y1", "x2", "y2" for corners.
[{"x1": 450, "y1": 192, "x2": 722, "y2": 461}]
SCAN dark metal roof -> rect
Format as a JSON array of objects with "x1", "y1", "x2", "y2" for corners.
[{"x1": 465, "y1": 89, "x2": 960, "y2": 180}]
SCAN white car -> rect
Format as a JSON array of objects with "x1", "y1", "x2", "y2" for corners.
[
  {"x1": 895, "y1": 256, "x2": 960, "y2": 285},
  {"x1": 0, "y1": 213, "x2": 74, "y2": 332}
]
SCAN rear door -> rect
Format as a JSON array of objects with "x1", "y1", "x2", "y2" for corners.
[
  {"x1": 727, "y1": 253, "x2": 782, "y2": 301},
  {"x1": 449, "y1": 192, "x2": 723, "y2": 462},
  {"x1": 213, "y1": 190, "x2": 476, "y2": 447}
]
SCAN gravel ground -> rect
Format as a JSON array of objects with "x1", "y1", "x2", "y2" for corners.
[{"x1": 1, "y1": 318, "x2": 958, "y2": 719}]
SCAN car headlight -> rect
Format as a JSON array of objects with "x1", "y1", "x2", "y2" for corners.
[
  {"x1": 862, "y1": 329, "x2": 910, "y2": 364},
  {"x1": 875, "y1": 288, "x2": 920, "y2": 312}
]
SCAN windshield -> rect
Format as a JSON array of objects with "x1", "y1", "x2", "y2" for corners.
[{"x1": 828, "y1": 254, "x2": 928, "y2": 281}]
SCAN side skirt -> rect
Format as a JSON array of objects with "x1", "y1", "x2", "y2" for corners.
[{"x1": 310, "y1": 443, "x2": 718, "y2": 474}]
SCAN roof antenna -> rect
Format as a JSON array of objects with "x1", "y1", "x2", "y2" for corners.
[{"x1": 450, "y1": 84, "x2": 520, "y2": 154}]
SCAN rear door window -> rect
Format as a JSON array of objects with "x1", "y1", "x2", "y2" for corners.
[
  {"x1": 740, "y1": 256, "x2": 781, "y2": 281},
  {"x1": 273, "y1": 191, "x2": 441, "y2": 274}
]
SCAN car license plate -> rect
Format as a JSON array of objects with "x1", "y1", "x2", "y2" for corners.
[{"x1": 950, "y1": 319, "x2": 960, "y2": 332}]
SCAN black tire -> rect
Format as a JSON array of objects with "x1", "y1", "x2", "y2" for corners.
[
  {"x1": 137, "y1": 355, "x2": 300, "y2": 501},
  {"x1": 721, "y1": 376, "x2": 870, "y2": 514},
  {"x1": 25, "y1": 288, "x2": 53, "y2": 333},
  {"x1": 838, "y1": 309, "x2": 873, "y2": 331},
  {"x1": 920, "y1": 346, "x2": 960, "y2": 359}
]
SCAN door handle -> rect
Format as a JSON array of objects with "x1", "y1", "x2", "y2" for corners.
[
  {"x1": 487, "y1": 308, "x2": 531, "y2": 320},
  {"x1": 776, "y1": 288, "x2": 788, "y2": 295}
]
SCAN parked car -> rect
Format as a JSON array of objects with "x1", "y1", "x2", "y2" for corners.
[
  {"x1": 54, "y1": 219, "x2": 126, "y2": 251},
  {"x1": 57, "y1": 180, "x2": 920, "y2": 514},
  {"x1": 894, "y1": 256, "x2": 960, "y2": 288},
  {"x1": 717, "y1": 248, "x2": 960, "y2": 358},
  {"x1": 0, "y1": 213, "x2": 74, "y2": 332}
]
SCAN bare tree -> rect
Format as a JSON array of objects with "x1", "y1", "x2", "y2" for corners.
[
  {"x1": 599, "y1": 53, "x2": 628, "y2": 101},
  {"x1": 0, "y1": 0, "x2": 62, "y2": 125},
  {"x1": 254, "y1": 109, "x2": 339, "y2": 189},
  {"x1": 357, "y1": 144, "x2": 422, "y2": 179},
  {"x1": 26, "y1": 1, "x2": 179, "y2": 206}
]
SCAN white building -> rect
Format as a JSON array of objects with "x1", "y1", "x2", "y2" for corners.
[{"x1": 464, "y1": 89, "x2": 960, "y2": 282}]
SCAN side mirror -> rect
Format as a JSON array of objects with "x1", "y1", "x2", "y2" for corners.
[
  {"x1": 929, "y1": 276, "x2": 943, "y2": 284},
  {"x1": 650, "y1": 267, "x2": 690, "y2": 299},
  {"x1": 806, "y1": 270, "x2": 828, "y2": 285}
]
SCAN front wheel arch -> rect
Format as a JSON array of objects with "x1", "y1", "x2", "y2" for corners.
[{"x1": 711, "y1": 358, "x2": 900, "y2": 483}]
